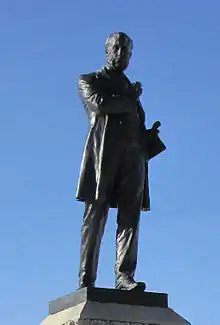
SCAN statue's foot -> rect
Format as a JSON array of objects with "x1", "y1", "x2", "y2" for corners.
[
  {"x1": 77, "y1": 282, "x2": 94, "y2": 290},
  {"x1": 115, "y1": 276, "x2": 146, "y2": 291}
]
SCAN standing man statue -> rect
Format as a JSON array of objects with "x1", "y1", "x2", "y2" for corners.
[{"x1": 76, "y1": 32, "x2": 166, "y2": 291}]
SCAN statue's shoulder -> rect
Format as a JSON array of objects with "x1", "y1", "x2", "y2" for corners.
[{"x1": 78, "y1": 69, "x2": 105, "y2": 85}]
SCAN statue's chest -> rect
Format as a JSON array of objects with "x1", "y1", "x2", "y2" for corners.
[{"x1": 101, "y1": 75, "x2": 131, "y2": 97}]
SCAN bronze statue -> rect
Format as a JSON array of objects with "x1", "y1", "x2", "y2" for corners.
[{"x1": 76, "y1": 32, "x2": 166, "y2": 291}]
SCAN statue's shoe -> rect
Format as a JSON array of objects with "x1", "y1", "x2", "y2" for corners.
[
  {"x1": 116, "y1": 277, "x2": 146, "y2": 291},
  {"x1": 77, "y1": 283, "x2": 94, "y2": 290}
]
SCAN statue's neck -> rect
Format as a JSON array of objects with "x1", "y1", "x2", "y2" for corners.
[{"x1": 104, "y1": 63, "x2": 123, "y2": 75}]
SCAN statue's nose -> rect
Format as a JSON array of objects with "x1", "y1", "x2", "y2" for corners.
[
  {"x1": 117, "y1": 48, "x2": 122, "y2": 56},
  {"x1": 118, "y1": 47, "x2": 124, "y2": 55}
]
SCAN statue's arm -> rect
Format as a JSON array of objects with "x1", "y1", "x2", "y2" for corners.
[
  {"x1": 78, "y1": 75, "x2": 134, "y2": 115},
  {"x1": 137, "y1": 100, "x2": 147, "y2": 131},
  {"x1": 137, "y1": 101, "x2": 159, "y2": 135}
]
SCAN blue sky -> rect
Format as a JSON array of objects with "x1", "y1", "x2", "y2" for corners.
[{"x1": 0, "y1": 1, "x2": 220, "y2": 324}]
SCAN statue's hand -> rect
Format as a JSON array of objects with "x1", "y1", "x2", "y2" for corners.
[
  {"x1": 151, "y1": 121, "x2": 161, "y2": 134},
  {"x1": 132, "y1": 81, "x2": 143, "y2": 99}
]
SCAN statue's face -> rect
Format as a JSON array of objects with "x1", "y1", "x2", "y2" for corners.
[{"x1": 106, "y1": 34, "x2": 132, "y2": 72}]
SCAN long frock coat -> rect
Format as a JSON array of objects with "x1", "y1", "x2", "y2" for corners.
[{"x1": 76, "y1": 68, "x2": 166, "y2": 211}]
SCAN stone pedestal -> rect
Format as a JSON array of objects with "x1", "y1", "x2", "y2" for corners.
[{"x1": 40, "y1": 287, "x2": 191, "y2": 325}]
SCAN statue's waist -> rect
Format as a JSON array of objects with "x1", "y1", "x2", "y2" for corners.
[{"x1": 107, "y1": 114, "x2": 141, "y2": 140}]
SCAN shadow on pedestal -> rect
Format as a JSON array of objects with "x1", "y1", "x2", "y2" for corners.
[{"x1": 49, "y1": 287, "x2": 168, "y2": 315}]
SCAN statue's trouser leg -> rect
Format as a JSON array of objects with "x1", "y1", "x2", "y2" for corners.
[
  {"x1": 78, "y1": 201, "x2": 109, "y2": 287},
  {"x1": 114, "y1": 142, "x2": 145, "y2": 283},
  {"x1": 115, "y1": 194, "x2": 142, "y2": 283}
]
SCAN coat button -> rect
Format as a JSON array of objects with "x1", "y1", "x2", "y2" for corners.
[{"x1": 119, "y1": 120, "x2": 122, "y2": 124}]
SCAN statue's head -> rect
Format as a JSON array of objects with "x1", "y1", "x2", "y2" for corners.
[{"x1": 105, "y1": 32, "x2": 133, "y2": 72}]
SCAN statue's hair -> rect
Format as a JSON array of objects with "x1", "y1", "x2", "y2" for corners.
[{"x1": 105, "y1": 32, "x2": 133, "y2": 53}]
